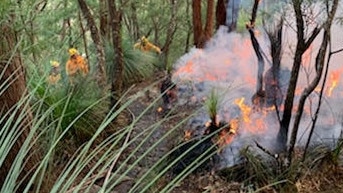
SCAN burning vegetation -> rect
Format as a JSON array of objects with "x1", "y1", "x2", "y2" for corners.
[{"x1": 168, "y1": 2, "x2": 343, "y2": 189}]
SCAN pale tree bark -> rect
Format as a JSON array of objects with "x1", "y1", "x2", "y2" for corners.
[
  {"x1": 122, "y1": 2, "x2": 140, "y2": 41},
  {"x1": 78, "y1": 0, "x2": 107, "y2": 87},
  {"x1": 0, "y1": 17, "x2": 40, "y2": 193},
  {"x1": 78, "y1": 11, "x2": 90, "y2": 61},
  {"x1": 60, "y1": 1, "x2": 72, "y2": 47},
  {"x1": 226, "y1": 0, "x2": 241, "y2": 32}
]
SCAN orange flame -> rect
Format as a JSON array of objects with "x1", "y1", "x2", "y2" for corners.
[
  {"x1": 176, "y1": 61, "x2": 194, "y2": 74},
  {"x1": 157, "y1": 107, "x2": 163, "y2": 113},
  {"x1": 184, "y1": 130, "x2": 192, "y2": 141},
  {"x1": 234, "y1": 97, "x2": 252, "y2": 123},
  {"x1": 327, "y1": 71, "x2": 340, "y2": 97},
  {"x1": 218, "y1": 119, "x2": 239, "y2": 147}
]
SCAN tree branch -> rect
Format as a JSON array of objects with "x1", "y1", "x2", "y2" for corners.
[{"x1": 78, "y1": 0, "x2": 107, "y2": 87}]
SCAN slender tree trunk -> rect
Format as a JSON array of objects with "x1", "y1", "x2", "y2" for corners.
[
  {"x1": 215, "y1": 0, "x2": 227, "y2": 29},
  {"x1": 162, "y1": 0, "x2": 178, "y2": 70},
  {"x1": 278, "y1": 0, "x2": 322, "y2": 151},
  {"x1": 0, "y1": 18, "x2": 40, "y2": 193},
  {"x1": 130, "y1": 1, "x2": 140, "y2": 40},
  {"x1": 78, "y1": 11, "x2": 90, "y2": 61},
  {"x1": 192, "y1": 0, "x2": 203, "y2": 48},
  {"x1": 226, "y1": 0, "x2": 241, "y2": 32},
  {"x1": 287, "y1": 0, "x2": 339, "y2": 164},
  {"x1": 192, "y1": 0, "x2": 215, "y2": 48},
  {"x1": 108, "y1": 0, "x2": 124, "y2": 109},
  {"x1": 264, "y1": 19, "x2": 284, "y2": 110},
  {"x1": 247, "y1": 0, "x2": 265, "y2": 108},
  {"x1": 78, "y1": 0, "x2": 107, "y2": 87},
  {"x1": 203, "y1": 0, "x2": 215, "y2": 42},
  {"x1": 185, "y1": 0, "x2": 192, "y2": 53},
  {"x1": 99, "y1": 0, "x2": 109, "y2": 39}
]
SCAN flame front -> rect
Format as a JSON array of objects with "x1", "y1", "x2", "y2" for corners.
[
  {"x1": 234, "y1": 97, "x2": 252, "y2": 123},
  {"x1": 173, "y1": 28, "x2": 342, "y2": 152},
  {"x1": 327, "y1": 71, "x2": 340, "y2": 97}
]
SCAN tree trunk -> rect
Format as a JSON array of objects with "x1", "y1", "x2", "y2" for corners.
[
  {"x1": 264, "y1": 19, "x2": 284, "y2": 109},
  {"x1": 246, "y1": 0, "x2": 265, "y2": 107},
  {"x1": 108, "y1": 0, "x2": 124, "y2": 109},
  {"x1": 162, "y1": 0, "x2": 178, "y2": 70},
  {"x1": 226, "y1": 0, "x2": 241, "y2": 32},
  {"x1": 0, "y1": 18, "x2": 40, "y2": 193},
  {"x1": 278, "y1": 0, "x2": 322, "y2": 151},
  {"x1": 185, "y1": 0, "x2": 192, "y2": 53},
  {"x1": 215, "y1": 0, "x2": 227, "y2": 29},
  {"x1": 287, "y1": 0, "x2": 339, "y2": 164},
  {"x1": 130, "y1": 1, "x2": 140, "y2": 40},
  {"x1": 192, "y1": 0, "x2": 203, "y2": 48},
  {"x1": 192, "y1": 0, "x2": 215, "y2": 48},
  {"x1": 78, "y1": 0, "x2": 107, "y2": 87},
  {"x1": 203, "y1": 0, "x2": 215, "y2": 42},
  {"x1": 78, "y1": 11, "x2": 90, "y2": 61},
  {"x1": 99, "y1": 0, "x2": 109, "y2": 39}
]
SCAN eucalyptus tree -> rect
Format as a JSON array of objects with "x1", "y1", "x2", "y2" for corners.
[{"x1": 192, "y1": 0, "x2": 215, "y2": 48}]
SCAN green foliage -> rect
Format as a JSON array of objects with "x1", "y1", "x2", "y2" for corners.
[
  {"x1": 29, "y1": 67, "x2": 109, "y2": 144},
  {"x1": 105, "y1": 39, "x2": 158, "y2": 84},
  {"x1": 205, "y1": 89, "x2": 219, "y2": 123},
  {"x1": 0, "y1": 1, "x2": 11, "y2": 18}
]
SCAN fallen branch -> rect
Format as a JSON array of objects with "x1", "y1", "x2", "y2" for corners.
[{"x1": 255, "y1": 141, "x2": 277, "y2": 160}]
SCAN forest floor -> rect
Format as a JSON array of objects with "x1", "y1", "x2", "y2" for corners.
[
  {"x1": 66, "y1": 71, "x2": 343, "y2": 193},
  {"x1": 111, "y1": 72, "x2": 343, "y2": 193}
]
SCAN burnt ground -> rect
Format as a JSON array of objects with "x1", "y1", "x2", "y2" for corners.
[
  {"x1": 89, "y1": 72, "x2": 343, "y2": 193},
  {"x1": 103, "y1": 73, "x2": 243, "y2": 193}
]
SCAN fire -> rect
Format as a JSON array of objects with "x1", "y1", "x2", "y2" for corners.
[
  {"x1": 176, "y1": 60, "x2": 194, "y2": 74},
  {"x1": 184, "y1": 130, "x2": 192, "y2": 141},
  {"x1": 218, "y1": 119, "x2": 239, "y2": 147},
  {"x1": 157, "y1": 107, "x2": 163, "y2": 113},
  {"x1": 234, "y1": 97, "x2": 252, "y2": 123},
  {"x1": 327, "y1": 71, "x2": 340, "y2": 97}
]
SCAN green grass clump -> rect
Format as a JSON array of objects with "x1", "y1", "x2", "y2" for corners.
[{"x1": 29, "y1": 66, "x2": 109, "y2": 145}]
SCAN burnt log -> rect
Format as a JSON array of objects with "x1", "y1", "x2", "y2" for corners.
[
  {"x1": 169, "y1": 121, "x2": 233, "y2": 175},
  {"x1": 160, "y1": 75, "x2": 177, "y2": 110}
]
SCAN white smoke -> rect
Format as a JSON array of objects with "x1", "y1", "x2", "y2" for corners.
[{"x1": 172, "y1": 15, "x2": 343, "y2": 166}]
